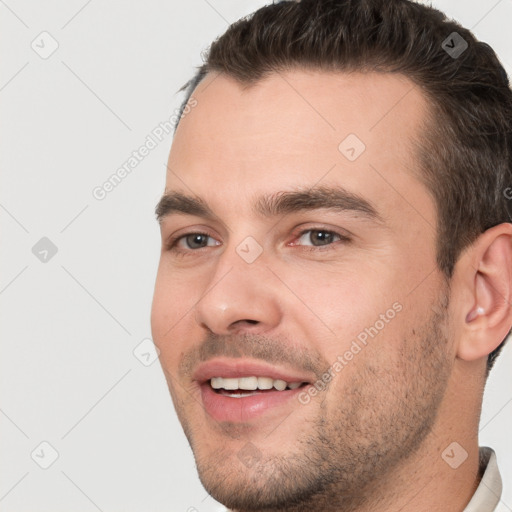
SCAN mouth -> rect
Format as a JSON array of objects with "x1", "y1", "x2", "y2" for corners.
[
  {"x1": 210, "y1": 375, "x2": 308, "y2": 397},
  {"x1": 194, "y1": 359, "x2": 314, "y2": 423}
]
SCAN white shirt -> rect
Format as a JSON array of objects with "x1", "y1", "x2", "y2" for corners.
[{"x1": 463, "y1": 446, "x2": 502, "y2": 512}]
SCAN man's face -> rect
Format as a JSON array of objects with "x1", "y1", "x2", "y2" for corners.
[{"x1": 151, "y1": 71, "x2": 455, "y2": 510}]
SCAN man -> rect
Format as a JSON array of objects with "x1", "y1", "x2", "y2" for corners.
[{"x1": 151, "y1": 0, "x2": 511, "y2": 510}]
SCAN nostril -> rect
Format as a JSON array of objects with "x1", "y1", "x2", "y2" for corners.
[{"x1": 230, "y1": 319, "x2": 259, "y2": 329}]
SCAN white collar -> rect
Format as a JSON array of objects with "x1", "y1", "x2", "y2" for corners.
[{"x1": 463, "y1": 447, "x2": 502, "y2": 512}]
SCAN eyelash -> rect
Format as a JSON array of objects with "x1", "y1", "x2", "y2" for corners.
[
  {"x1": 165, "y1": 228, "x2": 351, "y2": 255},
  {"x1": 165, "y1": 231, "x2": 214, "y2": 254}
]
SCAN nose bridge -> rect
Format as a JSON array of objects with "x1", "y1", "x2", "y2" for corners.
[{"x1": 194, "y1": 239, "x2": 280, "y2": 333}]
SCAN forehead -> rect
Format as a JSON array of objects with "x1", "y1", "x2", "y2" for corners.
[{"x1": 166, "y1": 70, "x2": 434, "y2": 227}]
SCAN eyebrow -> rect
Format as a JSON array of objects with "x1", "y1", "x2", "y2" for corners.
[{"x1": 155, "y1": 186, "x2": 383, "y2": 224}]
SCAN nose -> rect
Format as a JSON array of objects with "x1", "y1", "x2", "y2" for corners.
[{"x1": 194, "y1": 250, "x2": 282, "y2": 335}]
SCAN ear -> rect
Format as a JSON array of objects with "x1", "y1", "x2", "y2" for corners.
[{"x1": 453, "y1": 223, "x2": 512, "y2": 362}]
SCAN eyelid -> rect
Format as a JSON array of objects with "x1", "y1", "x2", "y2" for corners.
[
  {"x1": 288, "y1": 225, "x2": 352, "y2": 245},
  {"x1": 287, "y1": 225, "x2": 352, "y2": 252},
  {"x1": 163, "y1": 224, "x2": 352, "y2": 254},
  {"x1": 165, "y1": 227, "x2": 221, "y2": 251}
]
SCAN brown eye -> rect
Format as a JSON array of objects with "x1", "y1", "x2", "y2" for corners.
[{"x1": 297, "y1": 230, "x2": 341, "y2": 247}]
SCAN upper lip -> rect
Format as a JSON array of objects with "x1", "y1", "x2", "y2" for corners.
[{"x1": 193, "y1": 358, "x2": 315, "y2": 384}]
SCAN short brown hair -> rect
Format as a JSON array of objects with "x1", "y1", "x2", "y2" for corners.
[{"x1": 174, "y1": 0, "x2": 512, "y2": 374}]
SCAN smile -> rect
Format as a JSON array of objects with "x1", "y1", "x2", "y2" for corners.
[
  {"x1": 194, "y1": 359, "x2": 314, "y2": 422},
  {"x1": 210, "y1": 376, "x2": 305, "y2": 396}
]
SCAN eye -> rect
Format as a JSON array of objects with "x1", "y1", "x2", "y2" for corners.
[
  {"x1": 171, "y1": 232, "x2": 221, "y2": 251},
  {"x1": 294, "y1": 229, "x2": 345, "y2": 247}
]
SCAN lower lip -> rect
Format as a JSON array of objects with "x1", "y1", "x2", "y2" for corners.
[{"x1": 199, "y1": 382, "x2": 307, "y2": 423}]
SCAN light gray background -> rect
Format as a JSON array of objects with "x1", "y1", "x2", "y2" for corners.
[{"x1": 1, "y1": 1, "x2": 511, "y2": 511}]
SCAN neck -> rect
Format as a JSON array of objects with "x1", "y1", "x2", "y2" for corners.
[{"x1": 345, "y1": 433, "x2": 481, "y2": 512}]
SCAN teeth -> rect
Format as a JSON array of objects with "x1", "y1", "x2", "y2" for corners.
[
  {"x1": 238, "y1": 376, "x2": 258, "y2": 390},
  {"x1": 257, "y1": 376, "x2": 273, "y2": 389},
  {"x1": 210, "y1": 376, "x2": 304, "y2": 391},
  {"x1": 273, "y1": 379, "x2": 287, "y2": 391},
  {"x1": 210, "y1": 377, "x2": 223, "y2": 389}
]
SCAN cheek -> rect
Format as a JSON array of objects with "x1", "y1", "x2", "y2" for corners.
[
  {"x1": 281, "y1": 262, "x2": 397, "y2": 346},
  {"x1": 318, "y1": 302, "x2": 412, "y2": 408},
  {"x1": 150, "y1": 263, "x2": 199, "y2": 362}
]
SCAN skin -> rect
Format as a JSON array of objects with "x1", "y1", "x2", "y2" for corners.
[{"x1": 151, "y1": 70, "x2": 512, "y2": 512}]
